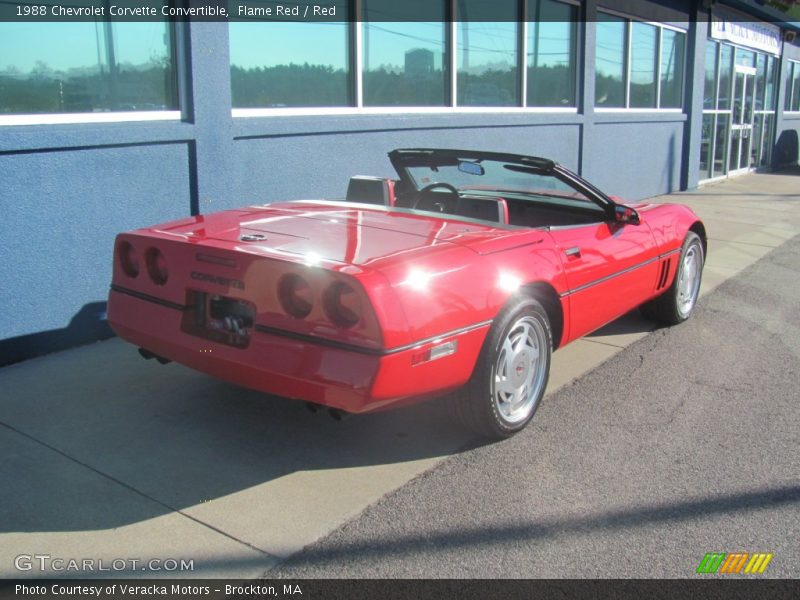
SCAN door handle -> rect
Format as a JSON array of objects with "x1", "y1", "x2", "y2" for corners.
[{"x1": 565, "y1": 246, "x2": 581, "y2": 258}]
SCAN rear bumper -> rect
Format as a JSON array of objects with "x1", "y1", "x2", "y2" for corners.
[{"x1": 108, "y1": 288, "x2": 489, "y2": 413}]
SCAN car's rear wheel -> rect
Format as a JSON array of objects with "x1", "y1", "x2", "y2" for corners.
[
  {"x1": 641, "y1": 231, "x2": 704, "y2": 325},
  {"x1": 453, "y1": 296, "x2": 552, "y2": 440}
]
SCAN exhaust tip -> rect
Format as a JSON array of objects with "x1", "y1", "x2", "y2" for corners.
[
  {"x1": 328, "y1": 408, "x2": 349, "y2": 421},
  {"x1": 138, "y1": 348, "x2": 171, "y2": 365}
]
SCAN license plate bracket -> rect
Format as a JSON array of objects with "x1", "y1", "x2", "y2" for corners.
[{"x1": 181, "y1": 290, "x2": 255, "y2": 348}]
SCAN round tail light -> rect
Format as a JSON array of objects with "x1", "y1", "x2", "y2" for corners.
[
  {"x1": 278, "y1": 274, "x2": 313, "y2": 319},
  {"x1": 145, "y1": 248, "x2": 169, "y2": 285},
  {"x1": 324, "y1": 282, "x2": 361, "y2": 328},
  {"x1": 118, "y1": 241, "x2": 139, "y2": 278}
]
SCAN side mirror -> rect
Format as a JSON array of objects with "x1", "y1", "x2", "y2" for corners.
[{"x1": 613, "y1": 204, "x2": 640, "y2": 226}]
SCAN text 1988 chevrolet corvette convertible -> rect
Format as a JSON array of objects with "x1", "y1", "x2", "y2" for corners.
[{"x1": 108, "y1": 149, "x2": 705, "y2": 439}]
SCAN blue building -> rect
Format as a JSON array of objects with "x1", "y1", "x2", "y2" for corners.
[{"x1": 2, "y1": 0, "x2": 800, "y2": 365}]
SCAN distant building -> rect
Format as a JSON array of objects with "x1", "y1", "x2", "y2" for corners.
[{"x1": 405, "y1": 48, "x2": 434, "y2": 77}]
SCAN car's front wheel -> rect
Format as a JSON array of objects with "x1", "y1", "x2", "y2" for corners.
[
  {"x1": 641, "y1": 231, "x2": 705, "y2": 324},
  {"x1": 453, "y1": 296, "x2": 552, "y2": 440}
]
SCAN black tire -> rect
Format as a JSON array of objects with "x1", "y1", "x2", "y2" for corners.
[
  {"x1": 640, "y1": 231, "x2": 704, "y2": 325},
  {"x1": 452, "y1": 296, "x2": 552, "y2": 440}
]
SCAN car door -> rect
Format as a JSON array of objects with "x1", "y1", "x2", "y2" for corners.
[
  {"x1": 548, "y1": 219, "x2": 659, "y2": 342},
  {"x1": 545, "y1": 171, "x2": 660, "y2": 343}
]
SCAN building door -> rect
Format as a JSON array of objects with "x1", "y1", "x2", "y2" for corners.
[{"x1": 728, "y1": 64, "x2": 756, "y2": 174}]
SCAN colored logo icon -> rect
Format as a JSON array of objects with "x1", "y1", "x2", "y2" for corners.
[{"x1": 696, "y1": 552, "x2": 773, "y2": 574}]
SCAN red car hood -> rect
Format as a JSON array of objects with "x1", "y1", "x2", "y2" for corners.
[{"x1": 150, "y1": 200, "x2": 522, "y2": 266}]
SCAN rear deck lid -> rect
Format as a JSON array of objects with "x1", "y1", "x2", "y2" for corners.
[{"x1": 152, "y1": 200, "x2": 520, "y2": 265}]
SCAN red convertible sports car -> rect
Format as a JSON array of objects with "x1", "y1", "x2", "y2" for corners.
[{"x1": 108, "y1": 148, "x2": 705, "y2": 439}]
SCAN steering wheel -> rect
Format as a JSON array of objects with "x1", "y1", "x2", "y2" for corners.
[{"x1": 414, "y1": 182, "x2": 459, "y2": 212}]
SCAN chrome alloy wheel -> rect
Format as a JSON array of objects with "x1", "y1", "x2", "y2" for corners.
[
  {"x1": 676, "y1": 243, "x2": 703, "y2": 318},
  {"x1": 491, "y1": 315, "x2": 548, "y2": 424}
]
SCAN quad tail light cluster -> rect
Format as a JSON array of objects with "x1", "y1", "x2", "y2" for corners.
[
  {"x1": 279, "y1": 274, "x2": 362, "y2": 329},
  {"x1": 118, "y1": 241, "x2": 169, "y2": 286},
  {"x1": 119, "y1": 240, "x2": 362, "y2": 329}
]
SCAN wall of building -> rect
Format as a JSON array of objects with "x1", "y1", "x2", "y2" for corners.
[
  {"x1": 1, "y1": 4, "x2": 795, "y2": 366},
  {"x1": 0, "y1": 127, "x2": 196, "y2": 364}
]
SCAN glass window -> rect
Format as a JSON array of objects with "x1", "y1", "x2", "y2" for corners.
[
  {"x1": 526, "y1": 0, "x2": 577, "y2": 107},
  {"x1": 751, "y1": 112, "x2": 763, "y2": 168},
  {"x1": 718, "y1": 45, "x2": 733, "y2": 110},
  {"x1": 660, "y1": 28, "x2": 685, "y2": 108},
  {"x1": 762, "y1": 113, "x2": 774, "y2": 166},
  {"x1": 629, "y1": 22, "x2": 657, "y2": 108},
  {"x1": 703, "y1": 42, "x2": 718, "y2": 110},
  {"x1": 362, "y1": 1, "x2": 447, "y2": 107},
  {"x1": 765, "y1": 55, "x2": 776, "y2": 110},
  {"x1": 729, "y1": 127, "x2": 741, "y2": 171},
  {"x1": 784, "y1": 62, "x2": 793, "y2": 111},
  {"x1": 792, "y1": 62, "x2": 800, "y2": 112},
  {"x1": 0, "y1": 21, "x2": 176, "y2": 115},
  {"x1": 713, "y1": 115, "x2": 729, "y2": 178},
  {"x1": 755, "y1": 53, "x2": 767, "y2": 111},
  {"x1": 457, "y1": 0, "x2": 519, "y2": 106},
  {"x1": 230, "y1": 15, "x2": 351, "y2": 108},
  {"x1": 700, "y1": 114, "x2": 713, "y2": 178},
  {"x1": 735, "y1": 48, "x2": 755, "y2": 68},
  {"x1": 595, "y1": 14, "x2": 626, "y2": 107}
]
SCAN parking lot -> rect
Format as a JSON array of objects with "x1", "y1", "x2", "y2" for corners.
[{"x1": 2, "y1": 169, "x2": 799, "y2": 579}]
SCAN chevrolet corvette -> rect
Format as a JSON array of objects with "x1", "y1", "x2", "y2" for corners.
[{"x1": 108, "y1": 149, "x2": 706, "y2": 439}]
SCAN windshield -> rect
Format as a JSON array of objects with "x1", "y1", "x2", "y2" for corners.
[{"x1": 405, "y1": 158, "x2": 596, "y2": 208}]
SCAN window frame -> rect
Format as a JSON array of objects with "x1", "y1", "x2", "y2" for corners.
[
  {"x1": 594, "y1": 11, "x2": 687, "y2": 113},
  {"x1": 231, "y1": 0, "x2": 582, "y2": 118}
]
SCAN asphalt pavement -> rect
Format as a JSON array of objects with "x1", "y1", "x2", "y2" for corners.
[{"x1": 269, "y1": 232, "x2": 800, "y2": 578}]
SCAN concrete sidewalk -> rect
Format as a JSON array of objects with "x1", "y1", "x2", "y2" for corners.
[{"x1": 2, "y1": 170, "x2": 800, "y2": 579}]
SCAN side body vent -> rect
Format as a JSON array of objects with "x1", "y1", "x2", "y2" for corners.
[{"x1": 656, "y1": 258, "x2": 672, "y2": 290}]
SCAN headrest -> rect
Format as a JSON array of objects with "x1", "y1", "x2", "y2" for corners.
[{"x1": 345, "y1": 176, "x2": 395, "y2": 206}]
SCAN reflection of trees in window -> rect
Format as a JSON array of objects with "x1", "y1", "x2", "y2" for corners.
[
  {"x1": 595, "y1": 14, "x2": 626, "y2": 107},
  {"x1": 231, "y1": 64, "x2": 350, "y2": 108},
  {"x1": 458, "y1": 69, "x2": 518, "y2": 106},
  {"x1": 362, "y1": 19, "x2": 448, "y2": 106},
  {"x1": 363, "y1": 67, "x2": 446, "y2": 106},
  {"x1": 230, "y1": 20, "x2": 350, "y2": 108},
  {"x1": 595, "y1": 15, "x2": 685, "y2": 110},
  {"x1": 527, "y1": 65, "x2": 575, "y2": 106},
  {"x1": 0, "y1": 23, "x2": 176, "y2": 114},
  {"x1": 0, "y1": 60, "x2": 176, "y2": 114},
  {"x1": 703, "y1": 42, "x2": 718, "y2": 109},
  {"x1": 660, "y1": 29, "x2": 685, "y2": 108},
  {"x1": 595, "y1": 73, "x2": 625, "y2": 107},
  {"x1": 527, "y1": 0, "x2": 577, "y2": 107},
  {"x1": 718, "y1": 45, "x2": 733, "y2": 110},
  {"x1": 457, "y1": 0, "x2": 519, "y2": 107},
  {"x1": 630, "y1": 22, "x2": 657, "y2": 108}
]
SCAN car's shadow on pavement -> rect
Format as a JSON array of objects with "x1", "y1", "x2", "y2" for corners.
[
  {"x1": 0, "y1": 309, "x2": 665, "y2": 535},
  {"x1": 0, "y1": 338, "x2": 473, "y2": 534},
  {"x1": 586, "y1": 308, "x2": 661, "y2": 338}
]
